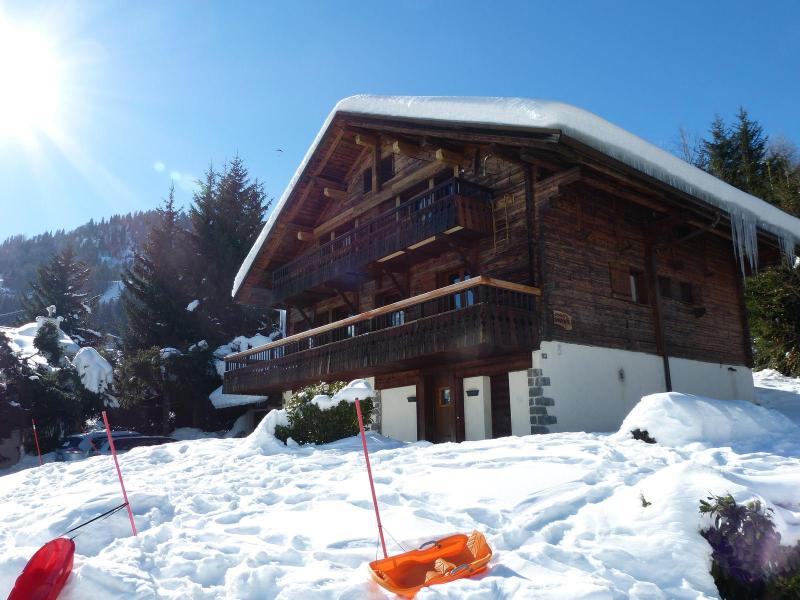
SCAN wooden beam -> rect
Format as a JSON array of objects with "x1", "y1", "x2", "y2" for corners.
[
  {"x1": 334, "y1": 288, "x2": 358, "y2": 314},
  {"x1": 534, "y1": 166, "x2": 582, "y2": 201},
  {"x1": 355, "y1": 132, "x2": 378, "y2": 147},
  {"x1": 373, "y1": 144, "x2": 381, "y2": 192},
  {"x1": 391, "y1": 138, "x2": 426, "y2": 160},
  {"x1": 383, "y1": 270, "x2": 409, "y2": 299},
  {"x1": 519, "y1": 150, "x2": 570, "y2": 173},
  {"x1": 323, "y1": 187, "x2": 347, "y2": 201},
  {"x1": 314, "y1": 159, "x2": 449, "y2": 238},
  {"x1": 445, "y1": 239, "x2": 478, "y2": 274},
  {"x1": 284, "y1": 222, "x2": 314, "y2": 241},
  {"x1": 435, "y1": 147, "x2": 466, "y2": 165},
  {"x1": 389, "y1": 159, "x2": 447, "y2": 194},
  {"x1": 313, "y1": 175, "x2": 346, "y2": 190},
  {"x1": 287, "y1": 303, "x2": 314, "y2": 328}
]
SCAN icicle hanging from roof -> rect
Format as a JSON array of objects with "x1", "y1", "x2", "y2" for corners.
[
  {"x1": 779, "y1": 234, "x2": 797, "y2": 267},
  {"x1": 728, "y1": 206, "x2": 759, "y2": 275}
]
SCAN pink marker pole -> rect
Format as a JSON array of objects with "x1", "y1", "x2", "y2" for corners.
[
  {"x1": 101, "y1": 411, "x2": 137, "y2": 536},
  {"x1": 355, "y1": 398, "x2": 387, "y2": 559},
  {"x1": 31, "y1": 419, "x2": 42, "y2": 466}
]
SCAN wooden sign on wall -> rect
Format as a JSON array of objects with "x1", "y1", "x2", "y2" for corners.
[{"x1": 553, "y1": 310, "x2": 573, "y2": 331}]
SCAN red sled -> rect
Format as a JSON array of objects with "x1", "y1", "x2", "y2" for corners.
[{"x1": 7, "y1": 538, "x2": 75, "y2": 600}]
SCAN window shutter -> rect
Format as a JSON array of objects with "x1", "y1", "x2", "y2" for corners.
[{"x1": 609, "y1": 265, "x2": 631, "y2": 298}]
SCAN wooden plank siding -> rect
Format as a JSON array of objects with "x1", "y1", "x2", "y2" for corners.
[{"x1": 537, "y1": 182, "x2": 750, "y2": 366}]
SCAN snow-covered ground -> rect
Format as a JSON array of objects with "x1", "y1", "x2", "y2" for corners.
[
  {"x1": 1, "y1": 387, "x2": 799, "y2": 599},
  {"x1": 754, "y1": 368, "x2": 800, "y2": 425}
]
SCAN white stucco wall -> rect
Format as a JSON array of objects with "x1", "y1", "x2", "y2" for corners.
[
  {"x1": 378, "y1": 384, "x2": 418, "y2": 442},
  {"x1": 669, "y1": 357, "x2": 755, "y2": 402},
  {"x1": 463, "y1": 376, "x2": 492, "y2": 440},
  {"x1": 509, "y1": 370, "x2": 532, "y2": 437},
  {"x1": 535, "y1": 341, "x2": 755, "y2": 434}
]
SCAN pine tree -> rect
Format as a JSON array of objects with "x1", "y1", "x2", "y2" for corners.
[
  {"x1": 20, "y1": 245, "x2": 93, "y2": 336},
  {"x1": 733, "y1": 108, "x2": 769, "y2": 196},
  {"x1": 188, "y1": 157, "x2": 273, "y2": 343},
  {"x1": 701, "y1": 109, "x2": 771, "y2": 197},
  {"x1": 703, "y1": 116, "x2": 738, "y2": 185},
  {"x1": 121, "y1": 185, "x2": 196, "y2": 351}
]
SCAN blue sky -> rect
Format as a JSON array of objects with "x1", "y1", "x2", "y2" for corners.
[{"x1": 1, "y1": 0, "x2": 798, "y2": 241}]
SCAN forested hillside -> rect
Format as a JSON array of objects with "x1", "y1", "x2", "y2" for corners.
[{"x1": 0, "y1": 211, "x2": 176, "y2": 333}]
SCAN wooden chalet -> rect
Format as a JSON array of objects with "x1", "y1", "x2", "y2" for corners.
[{"x1": 224, "y1": 96, "x2": 800, "y2": 441}]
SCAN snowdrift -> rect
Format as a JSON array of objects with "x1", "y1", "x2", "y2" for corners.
[{"x1": 617, "y1": 392, "x2": 800, "y2": 447}]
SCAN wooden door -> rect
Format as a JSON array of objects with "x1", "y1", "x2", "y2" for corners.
[
  {"x1": 490, "y1": 373, "x2": 511, "y2": 438},
  {"x1": 434, "y1": 384, "x2": 455, "y2": 443}
]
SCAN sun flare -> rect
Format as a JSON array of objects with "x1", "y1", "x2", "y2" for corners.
[{"x1": 0, "y1": 19, "x2": 61, "y2": 139}]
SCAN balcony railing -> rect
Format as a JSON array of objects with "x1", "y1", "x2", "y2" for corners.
[
  {"x1": 224, "y1": 276, "x2": 540, "y2": 395},
  {"x1": 271, "y1": 177, "x2": 492, "y2": 304}
]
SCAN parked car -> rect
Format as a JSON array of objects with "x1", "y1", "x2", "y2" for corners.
[
  {"x1": 54, "y1": 430, "x2": 141, "y2": 462},
  {"x1": 98, "y1": 436, "x2": 176, "y2": 455}
]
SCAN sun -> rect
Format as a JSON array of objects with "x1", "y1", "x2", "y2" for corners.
[{"x1": 0, "y1": 19, "x2": 61, "y2": 140}]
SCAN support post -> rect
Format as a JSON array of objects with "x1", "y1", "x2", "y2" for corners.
[
  {"x1": 101, "y1": 411, "x2": 138, "y2": 536},
  {"x1": 355, "y1": 398, "x2": 387, "y2": 559},
  {"x1": 524, "y1": 165, "x2": 536, "y2": 286},
  {"x1": 645, "y1": 246, "x2": 672, "y2": 391},
  {"x1": 31, "y1": 419, "x2": 42, "y2": 466}
]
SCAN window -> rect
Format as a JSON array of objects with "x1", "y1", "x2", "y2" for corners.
[
  {"x1": 378, "y1": 154, "x2": 394, "y2": 185},
  {"x1": 447, "y1": 270, "x2": 474, "y2": 309},
  {"x1": 362, "y1": 167, "x2": 373, "y2": 194},
  {"x1": 680, "y1": 282, "x2": 694, "y2": 304},
  {"x1": 609, "y1": 265, "x2": 647, "y2": 305},
  {"x1": 658, "y1": 276, "x2": 673, "y2": 299},
  {"x1": 413, "y1": 190, "x2": 434, "y2": 228},
  {"x1": 379, "y1": 292, "x2": 405, "y2": 327},
  {"x1": 439, "y1": 388, "x2": 452, "y2": 407},
  {"x1": 332, "y1": 307, "x2": 356, "y2": 338},
  {"x1": 629, "y1": 273, "x2": 641, "y2": 303}
]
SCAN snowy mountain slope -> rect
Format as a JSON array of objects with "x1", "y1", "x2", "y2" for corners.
[{"x1": 1, "y1": 393, "x2": 799, "y2": 599}]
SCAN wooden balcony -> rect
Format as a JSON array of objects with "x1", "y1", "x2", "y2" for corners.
[
  {"x1": 224, "y1": 276, "x2": 540, "y2": 395},
  {"x1": 271, "y1": 177, "x2": 493, "y2": 306}
]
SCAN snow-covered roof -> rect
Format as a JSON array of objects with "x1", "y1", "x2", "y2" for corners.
[
  {"x1": 234, "y1": 96, "x2": 800, "y2": 297},
  {"x1": 208, "y1": 385, "x2": 268, "y2": 410}
]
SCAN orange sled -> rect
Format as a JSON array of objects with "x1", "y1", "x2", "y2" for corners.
[{"x1": 368, "y1": 530, "x2": 492, "y2": 597}]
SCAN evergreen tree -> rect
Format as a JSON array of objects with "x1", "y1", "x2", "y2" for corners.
[
  {"x1": 733, "y1": 109, "x2": 769, "y2": 196},
  {"x1": 746, "y1": 264, "x2": 800, "y2": 375},
  {"x1": 121, "y1": 185, "x2": 196, "y2": 350},
  {"x1": 701, "y1": 109, "x2": 772, "y2": 197},
  {"x1": 116, "y1": 345, "x2": 219, "y2": 434},
  {"x1": 189, "y1": 157, "x2": 273, "y2": 343},
  {"x1": 20, "y1": 245, "x2": 93, "y2": 337},
  {"x1": 703, "y1": 116, "x2": 737, "y2": 183},
  {"x1": 33, "y1": 321, "x2": 63, "y2": 365}
]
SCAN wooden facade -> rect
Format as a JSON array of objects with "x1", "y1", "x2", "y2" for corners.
[{"x1": 225, "y1": 105, "x2": 785, "y2": 441}]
